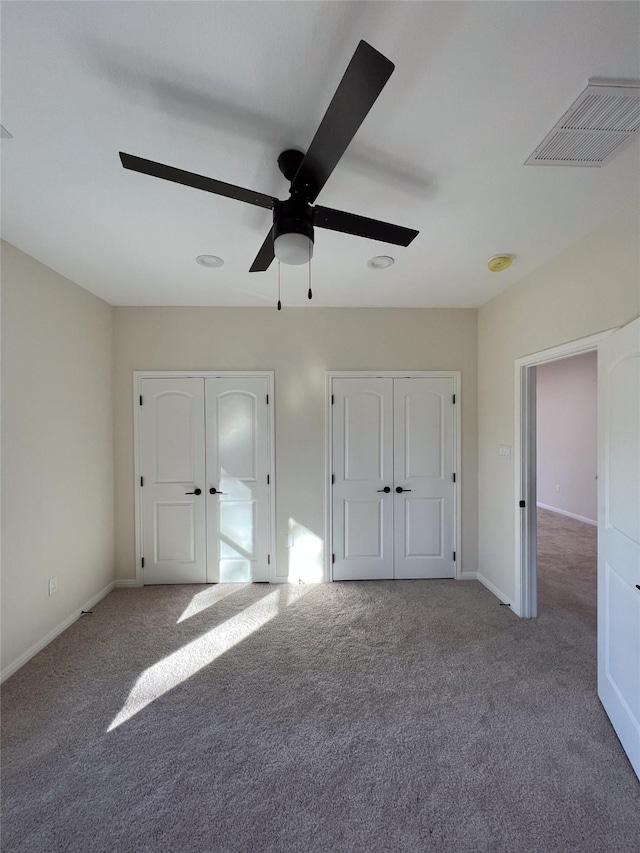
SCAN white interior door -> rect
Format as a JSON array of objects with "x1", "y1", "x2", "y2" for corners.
[
  {"x1": 140, "y1": 378, "x2": 206, "y2": 584},
  {"x1": 598, "y1": 318, "x2": 640, "y2": 780},
  {"x1": 332, "y1": 379, "x2": 394, "y2": 580},
  {"x1": 206, "y1": 378, "x2": 271, "y2": 582},
  {"x1": 393, "y1": 378, "x2": 456, "y2": 578}
]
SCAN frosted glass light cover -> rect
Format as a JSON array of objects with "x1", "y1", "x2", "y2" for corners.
[{"x1": 274, "y1": 233, "x2": 313, "y2": 265}]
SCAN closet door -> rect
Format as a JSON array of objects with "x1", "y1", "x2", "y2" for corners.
[
  {"x1": 332, "y1": 379, "x2": 394, "y2": 580},
  {"x1": 140, "y1": 378, "x2": 206, "y2": 584},
  {"x1": 206, "y1": 378, "x2": 271, "y2": 582},
  {"x1": 393, "y1": 378, "x2": 456, "y2": 578}
]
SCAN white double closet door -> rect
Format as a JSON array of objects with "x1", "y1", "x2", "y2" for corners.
[
  {"x1": 332, "y1": 377, "x2": 456, "y2": 580},
  {"x1": 139, "y1": 376, "x2": 271, "y2": 584}
]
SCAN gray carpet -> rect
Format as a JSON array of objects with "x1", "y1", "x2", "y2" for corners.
[
  {"x1": 537, "y1": 507, "x2": 597, "y2": 628},
  {"x1": 2, "y1": 571, "x2": 639, "y2": 851}
]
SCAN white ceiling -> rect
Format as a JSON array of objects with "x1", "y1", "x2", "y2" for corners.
[{"x1": 1, "y1": 1, "x2": 639, "y2": 307}]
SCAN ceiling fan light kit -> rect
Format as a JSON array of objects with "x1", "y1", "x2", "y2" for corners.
[
  {"x1": 272, "y1": 189, "x2": 315, "y2": 265},
  {"x1": 119, "y1": 38, "x2": 419, "y2": 302}
]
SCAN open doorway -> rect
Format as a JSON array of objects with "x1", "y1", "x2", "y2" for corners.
[
  {"x1": 514, "y1": 329, "x2": 612, "y2": 619},
  {"x1": 515, "y1": 321, "x2": 639, "y2": 779},
  {"x1": 535, "y1": 352, "x2": 597, "y2": 626}
]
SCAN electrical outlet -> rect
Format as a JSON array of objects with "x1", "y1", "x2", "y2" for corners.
[{"x1": 48, "y1": 576, "x2": 57, "y2": 596}]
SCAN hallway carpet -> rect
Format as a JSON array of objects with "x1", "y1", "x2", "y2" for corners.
[
  {"x1": 537, "y1": 507, "x2": 597, "y2": 628},
  {"x1": 2, "y1": 577, "x2": 638, "y2": 852}
]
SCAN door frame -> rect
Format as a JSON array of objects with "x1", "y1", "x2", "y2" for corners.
[
  {"x1": 514, "y1": 331, "x2": 614, "y2": 617},
  {"x1": 133, "y1": 370, "x2": 276, "y2": 585},
  {"x1": 325, "y1": 371, "x2": 462, "y2": 582}
]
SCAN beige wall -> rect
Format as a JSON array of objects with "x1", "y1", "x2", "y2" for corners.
[
  {"x1": 478, "y1": 205, "x2": 640, "y2": 601},
  {"x1": 1, "y1": 241, "x2": 114, "y2": 673},
  {"x1": 536, "y1": 351, "x2": 597, "y2": 522},
  {"x1": 113, "y1": 307, "x2": 478, "y2": 581}
]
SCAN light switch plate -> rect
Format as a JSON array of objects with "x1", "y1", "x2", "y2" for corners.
[{"x1": 498, "y1": 445, "x2": 511, "y2": 458}]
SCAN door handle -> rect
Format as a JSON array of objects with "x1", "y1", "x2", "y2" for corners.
[
  {"x1": 185, "y1": 488, "x2": 202, "y2": 495},
  {"x1": 377, "y1": 486, "x2": 391, "y2": 493},
  {"x1": 396, "y1": 486, "x2": 412, "y2": 493},
  {"x1": 209, "y1": 487, "x2": 227, "y2": 495}
]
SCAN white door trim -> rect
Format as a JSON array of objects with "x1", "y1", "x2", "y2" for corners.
[
  {"x1": 133, "y1": 371, "x2": 276, "y2": 585},
  {"x1": 325, "y1": 371, "x2": 461, "y2": 582},
  {"x1": 513, "y1": 330, "x2": 615, "y2": 617}
]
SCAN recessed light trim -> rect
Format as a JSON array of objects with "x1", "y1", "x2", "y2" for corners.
[
  {"x1": 367, "y1": 255, "x2": 395, "y2": 269},
  {"x1": 195, "y1": 255, "x2": 224, "y2": 268}
]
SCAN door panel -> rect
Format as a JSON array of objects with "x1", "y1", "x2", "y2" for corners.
[
  {"x1": 405, "y1": 498, "x2": 443, "y2": 557},
  {"x1": 598, "y1": 319, "x2": 640, "y2": 780},
  {"x1": 333, "y1": 379, "x2": 393, "y2": 580},
  {"x1": 344, "y1": 391, "x2": 386, "y2": 480},
  {"x1": 394, "y1": 378, "x2": 455, "y2": 579},
  {"x1": 155, "y1": 503, "x2": 195, "y2": 562},
  {"x1": 140, "y1": 378, "x2": 206, "y2": 584},
  {"x1": 344, "y1": 500, "x2": 383, "y2": 558},
  {"x1": 206, "y1": 378, "x2": 270, "y2": 582}
]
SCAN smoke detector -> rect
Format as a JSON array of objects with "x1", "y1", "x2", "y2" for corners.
[
  {"x1": 487, "y1": 255, "x2": 512, "y2": 272},
  {"x1": 525, "y1": 78, "x2": 640, "y2": 167}
]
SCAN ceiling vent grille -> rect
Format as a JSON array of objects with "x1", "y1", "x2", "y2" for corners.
[{"x1": 525, "y1": 78, "x2": 640, "y2": 167}]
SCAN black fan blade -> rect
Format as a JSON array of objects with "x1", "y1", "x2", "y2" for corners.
[
  {"x1": 119, "y1": 153, "x2": 277, "y2": 210},
  {"x1": 249, "y1": 228, "x2": 275, "y2": 272},
  {"x1": 314, "y1": 205, "x2": 418, "y2": 247},
  {"x1": 290, "y1": 41, "x2": 394, "y2": 203}
]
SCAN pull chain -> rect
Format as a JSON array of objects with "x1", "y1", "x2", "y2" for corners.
[
  {"x1": 308, "y1": 241, "x2": 313, "y2": 300},
  {"x1": 277, "y1": 261, "x2": 282, "y2": 311}
]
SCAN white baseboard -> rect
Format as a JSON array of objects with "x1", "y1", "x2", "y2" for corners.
[
  {"x1": 1, "y1": 581, "x2": 115, "y2": 684},
  {"x1": 114, "y1": 579, "x2": 141, "y2": 588},
  {"x1": 536, "y1": 503, "x2": 597, "y2": 526},
  {"x1": 477, "y1": 573, "x2": 512, "y2": 606},
  {"x1": 458, "y1": 572, "x2": 478, "y2": 580}
]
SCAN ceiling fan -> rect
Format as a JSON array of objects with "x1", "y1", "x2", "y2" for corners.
[{"x1": 119, "y1": 40, "x2": 418, "y2": 273}]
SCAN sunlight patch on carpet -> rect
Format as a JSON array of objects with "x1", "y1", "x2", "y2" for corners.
[
  {"x1": 108, "y1": 586, "x2": 310, "y2": 731},
  {"x1": 176, "y1": 584, "x2": 244, "y2": 623}
]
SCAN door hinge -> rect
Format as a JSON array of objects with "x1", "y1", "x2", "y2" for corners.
[
  {"x1": 452, "y1": 473, "x2": 456, "y2": 483},
  {"x1": 452, "y1": 394, "x2": 456, "y2": 404},
  {"x1": 453, "y1": 551, "x2": 456, "y2": 562},
  {"x1": 331, "y1": 394, "x2": 334, "y2": 405},
  {"x1": 267, "y1": 474, "x2": 270, "y2": 485},
  {"x1": 267, "y1": 554, "x2": 271, "y2": 565},
  {"x1": 331, "y1": 473, "x2": 335, "y2": 485},
  {"x1": 139, "y1": 395, "x2": 143, "y2": 406},
  {"x1": 140, "y1": 476, "x2": 144, "y2": 487},
  {"x1": 332, "y1": 553, "x2": 335, "y2": 564},
  {"x1": 141, "y1": 557, "x2": 145, "y2": 569},
  {"x1": 266, "y1": 394, "x2": 269, "y2": 404}
]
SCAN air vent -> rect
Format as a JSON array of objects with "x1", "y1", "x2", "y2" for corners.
[{"x1": 526, "y1": 78, "x2": 640, "y2": 167}]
